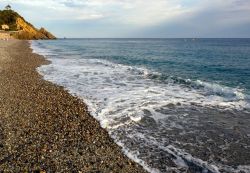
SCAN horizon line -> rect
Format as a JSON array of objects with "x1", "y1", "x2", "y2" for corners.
[{"x1": 56, "y1": 37, "x2": 250, "y2": 39}]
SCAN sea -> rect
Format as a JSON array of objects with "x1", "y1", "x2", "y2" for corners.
[{"x1": 31, "y1": 38, "x2": 250, "y2": 173}]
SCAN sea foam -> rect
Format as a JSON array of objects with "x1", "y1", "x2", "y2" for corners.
[{"x1": 31, "y1": 40, "x2": 250, "y2": 173}]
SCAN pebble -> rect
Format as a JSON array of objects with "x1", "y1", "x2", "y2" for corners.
[{"x1": 0, "y1": 40, "x2": 147, "y2": 173}]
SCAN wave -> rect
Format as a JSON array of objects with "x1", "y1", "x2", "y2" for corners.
[
  {"x1": 114, "y1": 64, "x2": 250, "y2": 110},
  {"x1": 142, "y1": 70, "x2": 249, "y2": 105},
  {"x1": 31, "y1": 40, "x2": 250, "y2": 173}
]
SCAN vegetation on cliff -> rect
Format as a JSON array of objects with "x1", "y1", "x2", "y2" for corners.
[
  {"x1": 0, "y1": 8, "x2": 19, "y2": 30},
  {"x1": 0, "y1": 5, "x2": 56, "y2": 40}
]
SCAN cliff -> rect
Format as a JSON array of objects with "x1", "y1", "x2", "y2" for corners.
[
  {"x1": 0, "y1": 8, "x2": 56, "y2": 40},
  {"x1": 14, "y1": 17, "x2": 56, "y2": 40}
]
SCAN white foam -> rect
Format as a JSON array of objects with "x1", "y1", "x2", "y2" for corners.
[
  {"x1": 115, "y1": 139, "x2": 161, "y2": 173},
  {"x1": 31, "y1": 41, "x2": 250, "y2": 173},
  {"x1": 31, "y1": 41, "x2": 57, "y2": 56},
  {"x1": 195, "y1": 80, "x2": 247, "y2": 101}
]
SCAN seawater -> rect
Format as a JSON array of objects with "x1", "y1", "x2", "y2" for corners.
[{"x1": 31, "y1": 39, "x2": 250, "y2": 173}]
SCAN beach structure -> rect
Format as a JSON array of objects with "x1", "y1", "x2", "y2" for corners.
[
  {"x1": 0, "y1": 31, "x2": 12, "y2": 40},
  {"x1": 1, "y1": 24, "x2": 9, "y2": 30},
  {"x1": 5, "y1": 4, "x2": 11, "y2": 10}
]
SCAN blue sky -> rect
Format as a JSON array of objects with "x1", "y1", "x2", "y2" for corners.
[{"x1": 1, "y1": 0, "x2": 250, "y2": 38}]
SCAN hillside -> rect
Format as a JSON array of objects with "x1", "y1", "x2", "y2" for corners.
[{"x1": 0, "y1": 8, "x2": 56, "y2": 40}]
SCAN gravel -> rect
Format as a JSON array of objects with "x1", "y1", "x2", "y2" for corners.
[{"x1": 0, "y1": 40, "x2": 147, "y2": 173}]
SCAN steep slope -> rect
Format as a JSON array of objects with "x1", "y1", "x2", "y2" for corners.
[
  {"x1": 14, "y1": 17, "x2": 56, "y2": 40},
  {"x1": 39, "y1": 27, "x2": 56, "y2": 39},
  {"x1": 0, "y1": 9, "x2": 56, "y2": 40}
]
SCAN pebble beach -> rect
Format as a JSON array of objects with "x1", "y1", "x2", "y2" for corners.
[{"x1": 0, "y1": 40, "x2": 146, "y2": 172}]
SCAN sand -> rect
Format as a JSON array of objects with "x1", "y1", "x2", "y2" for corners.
[{"x1": 0, "y1": 40, "x2": 147, "y2": 172}]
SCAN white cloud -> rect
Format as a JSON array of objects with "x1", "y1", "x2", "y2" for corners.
[
  {"x1": 1, "y1": 0, "x2": 250, "y2": 37},
  {"x1": 110, "y1": 0, "x2": 191, "y2": 26},
  {"x1": 1, "y1": 0, "x2": 194, "y2": 25},
  {"x1": 1, "y1": 0, "x2": 105, "y2": 20}
]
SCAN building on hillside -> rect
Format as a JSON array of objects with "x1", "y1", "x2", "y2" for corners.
[
  {"x1": 5, "y1": 5, "x2": 12, "y2": 10},
  {"x1": 1, "y1": 24, "x2": 10, "y2": 30}
]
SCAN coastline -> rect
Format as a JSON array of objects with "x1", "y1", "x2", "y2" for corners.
[{"x1": 0, "y1": 40, "x2": 146, "y2": 172}]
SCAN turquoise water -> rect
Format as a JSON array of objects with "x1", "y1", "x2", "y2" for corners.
[
  {"x1": 32, "y1": 39, "x2": 250, "y2": 173},
  {"x1": 37, "y1": 38, "x2": 250, "y2": 94}
]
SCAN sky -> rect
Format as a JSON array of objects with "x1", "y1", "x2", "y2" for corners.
[{"x1": 1, "y1": 0, "x2": 250, "y2": 38}]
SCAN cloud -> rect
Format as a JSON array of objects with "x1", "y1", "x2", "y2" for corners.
[
  {"x1": 0, "y1": 0, "x2": 194, "y2": 25},
  {"x1": 1, "y1": 0, "x2": 105, "y2": 21},
  {"x1": 131, "y1": 0, "x2": 250, "y2": 38},
  {"x1": 3, "y1": 0, "x2": 250, "y2": 24},
  {"x1": 1, "y1": 0, "x2": 250, "y2": 37}
]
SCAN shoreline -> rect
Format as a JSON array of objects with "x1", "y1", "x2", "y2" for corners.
[
  {"x1": 29, "y1": 38, "x2": 250, "y2": 173},
  {"x1": 0, "y1": 40, "x2": 146, "y2": 172}
]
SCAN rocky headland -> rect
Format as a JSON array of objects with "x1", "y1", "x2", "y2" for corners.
[{"x1": 0, "y1": 7, "x2": 56, "y2": 40}]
